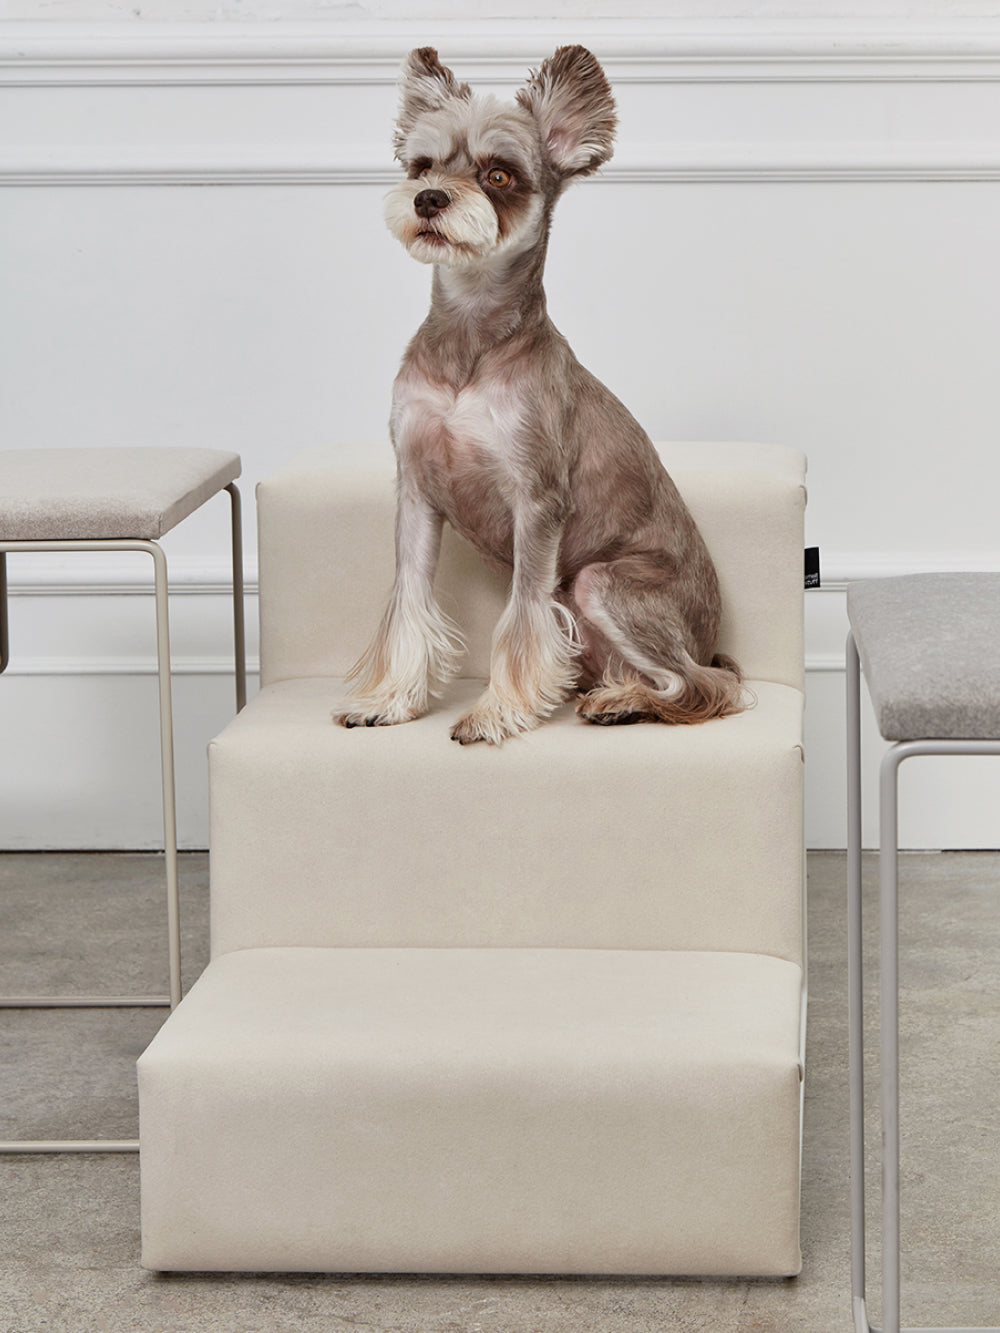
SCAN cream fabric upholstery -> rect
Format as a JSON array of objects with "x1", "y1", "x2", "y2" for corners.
[
  {"x1": 209, "y1": 676, "x2": 804, "y2": 963},
  {"x1": 257, "y1": 443, "x2": 806, "y2": 690},
  {"x1": 0, "y1": 448, "x2": 241, "y2": 541},
  {"x1": 139, "y1": 442, "x2": 807, "y2": 1276},
  {"x1": 139, "y1": 947, "x2": 803, "y2": 1276}
]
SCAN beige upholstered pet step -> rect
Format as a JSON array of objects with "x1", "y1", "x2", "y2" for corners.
[
  {"x1": 139, "y1": 945, "x2": 803, "y2": 1276},
  {"x1": 138, "y1": 442, "x2": 808, "y2": 1275}
]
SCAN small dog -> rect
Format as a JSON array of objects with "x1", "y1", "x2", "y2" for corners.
[{"x1": 338, "y1": 45, "x2": 745, "y2": 746}]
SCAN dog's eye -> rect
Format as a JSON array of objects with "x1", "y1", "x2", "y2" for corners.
[{"x1": 487, "y1": 168, "x2": 512, "y2": 188}]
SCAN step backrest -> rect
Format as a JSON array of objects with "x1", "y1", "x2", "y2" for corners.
[{"x1": 258, "y1": 442, "x2": 807, "y2": 691}]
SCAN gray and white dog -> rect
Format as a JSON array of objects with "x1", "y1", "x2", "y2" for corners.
[{"x1": 338, "y1": 45, "x2": 744, "y2": 745}]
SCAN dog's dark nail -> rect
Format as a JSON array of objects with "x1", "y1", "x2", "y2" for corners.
[{"x1": 585, "y1": 710, "x2": 640, "y2": 726}]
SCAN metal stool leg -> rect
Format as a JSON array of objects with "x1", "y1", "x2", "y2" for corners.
[
  {"x1": 2, "y1": 485, "x2": 244, "y2": 1151},
  {"x1": 880, "y1": 745, "x2": 904, "y2": 1333},
  {"x1": 226, "y1": 482, "x2": 246, "y2": 713},
  {"x1": 847, "y1": 633, "x2": 869, "y2": 1333},
  {"x1": 147, "y1": 541, "x2": 182, "y2": 1013},
  {"x1": 880, "y1": 741, "x2": 1000, "y2": 1333},
  {"x1": 0, "y1": 551, "x2": 8, "y2": 675},
  {"x1": 0, "y1": 537, "x2": 183, "y2": 1152},
  {"x1": 848, "y1": 685, "x2": 1000, "y2": 1331}
]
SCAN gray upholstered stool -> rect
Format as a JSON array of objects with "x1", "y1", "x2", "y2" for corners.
[
  {"x1": 846, "y1": 573, "x2": 1000, "y2": 1333},
  {"x1": 0, "y1": 447, "x2": 246, "y2": 1153}
]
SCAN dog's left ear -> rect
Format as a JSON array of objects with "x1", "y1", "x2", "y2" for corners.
[{"x1": 516, "y1": 46, "x2": 616, "y2": 178}]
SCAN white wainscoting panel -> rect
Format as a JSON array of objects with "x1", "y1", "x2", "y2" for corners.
[
  {"x1": 4, "y1": 16, "x2": 1000, "y2": 848},
  {"x1": 0, "y1": 565, "x2": 258, "y2": 850}
]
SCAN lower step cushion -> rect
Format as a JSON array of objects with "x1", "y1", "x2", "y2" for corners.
[
  {"x1": 139, "y1": 945, "x2": 803, "y2": 1275},
  {"x1": 208, "y1": 677, "x2": 804, "y2": 962}
]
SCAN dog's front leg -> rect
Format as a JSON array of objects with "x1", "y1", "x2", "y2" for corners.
[
  {"x1": 451, "y1": 508, "x2": 578, "y2": 745},
  {"x1": 337, "y1": 487, "x2": 462, "y2": 728}
]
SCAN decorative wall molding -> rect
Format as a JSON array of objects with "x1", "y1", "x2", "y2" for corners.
[
  {"x1": 6, "y1": 18, "x2": 1000, "y2": 86},
  {"x1": 0, "y1": 654, "x2": 260, "y2": 677},
  {"x1": 8, "y1": 648, "x2": 844, "y2": 680},
  {"x1": 7, "y1": 550, "x2": 996, "y2": 598},
  {"x1": 3, "y1": 558, "x2": 258, "y2": 597},
  {"x1": 810, "y1": 549, "x2": 1000, "y2": 592},
  {"x1": 6, "y1": 19, "x2": 1000, "y2": 186},
  {"x1": 8, "y1": 144, "x2": 1000, "y2": 187}
]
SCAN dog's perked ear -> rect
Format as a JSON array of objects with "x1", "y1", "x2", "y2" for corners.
[
  {"x1": 516, "y1": 45, "x2": 617, "y2": 178},
  {"x1": 393, "y1": 47, "x2": 472, "y2": 159}
]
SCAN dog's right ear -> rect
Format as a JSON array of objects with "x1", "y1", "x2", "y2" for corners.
[
  {"x1": 517, "y1": 46, "x2": 616, "y2": 178},
  {"x1": 393, "y1": 48, "x2": 471, "y2": 159}
]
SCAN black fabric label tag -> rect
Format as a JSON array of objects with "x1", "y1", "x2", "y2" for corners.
[{"x1": 804, "y1": 547, "x2": 821, "y2": 589}]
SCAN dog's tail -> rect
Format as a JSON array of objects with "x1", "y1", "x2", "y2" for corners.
[{"x1": 576, "y1": 652, "x2": 749, "y2": 727}]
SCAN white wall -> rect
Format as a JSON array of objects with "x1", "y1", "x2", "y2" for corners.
[{"x1": 4, "y1": 9, "x2": 1000, "y2": 848}]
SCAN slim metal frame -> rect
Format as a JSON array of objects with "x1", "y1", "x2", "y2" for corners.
[
  {"x1": 847, "y1": 631, "x2": 1000, "y2": 1333},
  {"x1": 0, "y1": 482, "x2": 245, "y2": 1154}
]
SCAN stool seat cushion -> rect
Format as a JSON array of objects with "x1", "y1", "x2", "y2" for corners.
[
  {"x1": 138, "y1": 945, "x2": 804, "y2": 1275},
  {"x1": 0, "y1": 448, "x2": 241, "y2": 541},
  {"x1": 848, "y1": 573, "x2": 1000, "y2": 740}
]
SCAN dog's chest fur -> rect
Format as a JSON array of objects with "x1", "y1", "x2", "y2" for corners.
[{"x1": 392, "y1": 366, "x2": 526, "y2": 562}]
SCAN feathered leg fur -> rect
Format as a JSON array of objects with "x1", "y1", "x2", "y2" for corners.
[{"x1": 337, "y1": 491, "x2": 463, "y2": 727}]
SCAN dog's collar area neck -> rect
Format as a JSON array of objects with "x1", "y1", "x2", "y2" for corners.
[
  {"x1": 433, "y1": 232, "x2": 547, "y2": 285},
  {"x1": 432, "y1": 258, "x2": 547, "y2": 328}
]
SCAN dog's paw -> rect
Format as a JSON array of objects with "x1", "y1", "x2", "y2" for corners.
[
  {"x1": 337, "y1": 710, "x2": 391, "y2": 729},
  {"x1": 450, "y1": 714, "x2": 501, "y2": 746},
  {"x1": 449, "y1": 699, "x2": 535, "y2": 746},
  {"x1": 335, "y1": 698, "x2": 421, "y2": 729},
  {"x1": 575, "y1": 687, "x2": 643, "y2": 726}
]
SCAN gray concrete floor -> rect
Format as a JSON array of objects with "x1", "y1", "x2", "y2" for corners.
[{"x1": 1, "y1": 850, "x2": 998, "y2": 1332}]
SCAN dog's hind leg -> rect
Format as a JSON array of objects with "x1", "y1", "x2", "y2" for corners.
[
  {"x1": 571, "y1": 557, "x2": 746, "y2": 726},
  {"x1": 336, "y1": 490, "x2": 463, "y2": 728}
]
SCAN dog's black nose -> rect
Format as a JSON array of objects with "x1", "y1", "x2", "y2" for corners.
[{"x1": 414, "y1": 188, "x2": 450, "y2": 220}]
